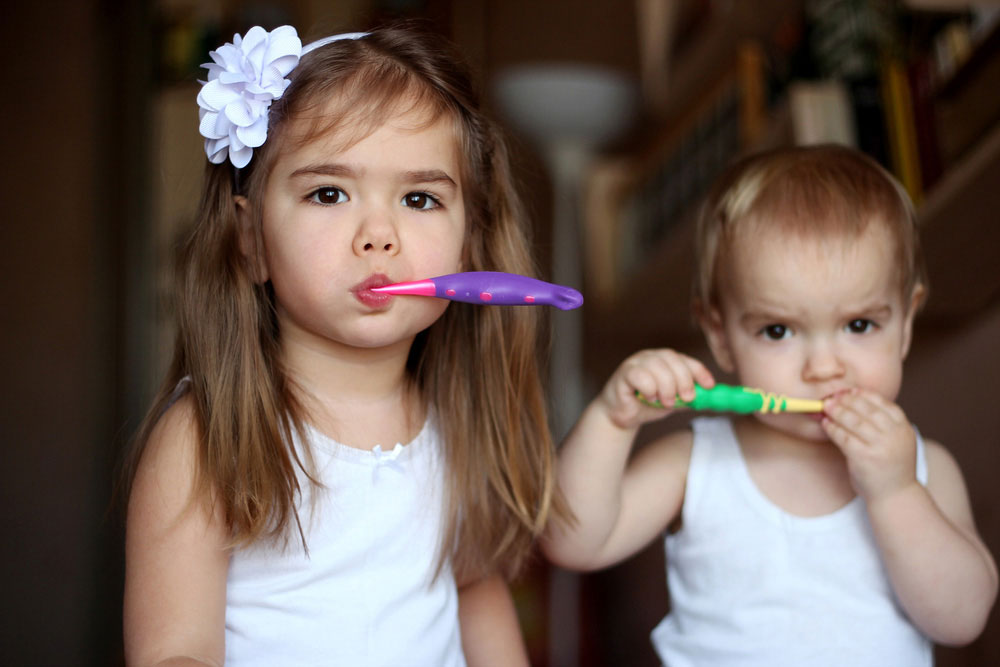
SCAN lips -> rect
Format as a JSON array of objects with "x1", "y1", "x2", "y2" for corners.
[
  {"x1": 352, "y1": 273, "x2": 395, "y2": 308},
  {"x1": 807, "y1": 391, "x2": 842, "y2": 421}
]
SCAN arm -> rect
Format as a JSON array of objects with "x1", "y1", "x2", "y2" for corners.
[
  {"x1": 458, "y1": 573, "x2": 529, "y2": 667},
  {"x1": 123, "y1": 397, "x2": 230, "y2": 667},
  {"x1": 823, "y1": 390, "x2": 998, "y2": 645},
  {"x1": 541, "y1": 349, "x2": 715, "y2": 570}
]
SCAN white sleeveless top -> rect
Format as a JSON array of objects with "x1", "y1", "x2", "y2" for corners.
[
  {"x1": 651, "y1": 417, "x2": 932, "y2": 666},
  {"x1": 224, "y1": 418, "x2": 465, "y2": 666}
]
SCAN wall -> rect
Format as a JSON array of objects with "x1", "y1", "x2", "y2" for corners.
[
  {"x1": 904, "y1": 307, "x2": 1000, "y2": 665},
  {"x1": 0, "y1": 1, "x2": 131, "y2": 664}
]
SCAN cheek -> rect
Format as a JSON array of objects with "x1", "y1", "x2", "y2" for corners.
[
  {"x1": 265, "y1": 239, "x2": 317, "y2": 283},
  {"x1": 263, "y1": 235, "x2": 345, "y2": 307},
  {"x1": 395, "y1": 293, "x2": 452, "y2": 341},
  {"x1": 735, "y1": 358, "x2": 788, "y2": 389},
  {"x1": 855, "y1": 352, "x2": 904, "y2": 400},
  {"x1": 856, "y1": 327, "x2": 906, "y2": 379},
  {"x1": 411, "y1": 233, "x2": 465, "y2": 274},
  {"x1": 725, "y1": 333, "x2": 785, "y2": 384},
  {"x1": 729, "y1": 343, "x2": 816, "y2": 395}
]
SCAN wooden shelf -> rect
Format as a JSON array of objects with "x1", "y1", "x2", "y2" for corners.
[
  {"x1": 917, "y1": 118, "x2": 1000, "y2": 323},
  {"x1": 583, "y1": 203, "x2": 702, "y2": 383},
  {"x1": 583, "y1": 5, "x2": 1000, "y2": 367},
  {"x1": 585, "y1": 115, "x2": 1000, "y2": 370}
]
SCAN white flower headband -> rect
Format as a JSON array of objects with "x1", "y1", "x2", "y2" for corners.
[{"x1": 196, "y1": 26, "x2": 367, "y2": 168}]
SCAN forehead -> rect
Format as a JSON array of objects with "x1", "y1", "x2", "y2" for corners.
[
  {"x1": 278, "y1": 92, "x2": 458, "y2": 160},
  {"x1": 720, "y1": 223, "x2": 900, "y2": 307}
]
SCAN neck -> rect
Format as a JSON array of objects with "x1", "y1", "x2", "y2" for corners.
[
  {"x1": 280, "y1": 331, "x2": 423, "y2": 448},
  {"x1": 287, "y1": 338, "x2": 412, "y2": 400},
  {"x1": 733, "y1": 415, "x2": 842, "y2": 460}
]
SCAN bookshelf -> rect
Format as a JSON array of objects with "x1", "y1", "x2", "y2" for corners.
[
  {"x1": 917, "y1": 117, "x2": 1000, "y2": 322},
  {"x1": 578, "y1": 9, "x2": 1000, "y2": 665},
  {"x1": 582, "y1": 6, "x2": 1000, "y2": 359}
]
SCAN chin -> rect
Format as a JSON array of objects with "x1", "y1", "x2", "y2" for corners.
[{"x1": 756, "y1": 414, "x2": 831, "y2": 444}]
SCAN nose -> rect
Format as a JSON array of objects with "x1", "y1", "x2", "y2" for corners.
[
  {"x1": 353, "y1": 209, "x2": 400, "y2": 256},
  {"x1": 802, "y1": 339, "x2": 845, "y2": 383}
]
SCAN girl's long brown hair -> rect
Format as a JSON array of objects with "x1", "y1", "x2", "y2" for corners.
[{"x1": 119, "y1": 24, "x2": 567, "y2": 581}]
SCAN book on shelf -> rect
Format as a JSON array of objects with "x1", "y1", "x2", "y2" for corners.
[
  {"x1": 607, "y1": 40, "x2": 766, "y2": 289},
  {"x1": 881, "y1": 57, "x2": 923, "y2": 203},
  {"x1": 787, "y1": 79, "x2": 857, "y2": 147},
  {"x1": 933, "y1": 19, "x2": 1000, "y2": 169},
  {"x1": 907, "y1": 54, "x2": 943, "y2": 194}
]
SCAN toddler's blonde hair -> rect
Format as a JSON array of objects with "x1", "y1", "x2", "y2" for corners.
[{"x1": 694, "y1": 144, "x2": 926, "y2": 312}]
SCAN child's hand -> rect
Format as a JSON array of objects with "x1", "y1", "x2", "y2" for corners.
[
  {"x1": 597, "y1": 349, "x2": 714, "y2": 430},
  {"x1": 822, "y1": 389, "x2": 918, "y2": 503}
]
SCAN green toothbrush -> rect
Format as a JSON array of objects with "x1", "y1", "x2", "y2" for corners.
[{"x1": 635, "y1": 383, "x2": 825, "y2": 414}]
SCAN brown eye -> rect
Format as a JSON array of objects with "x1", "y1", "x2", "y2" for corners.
[
  {"x1": 309, "y1": 187, "x2": 347, "y2": 205},
  {"x1": 846, "y1": 319, "x2": 874, "y2": 334},
  {"x1": 402, "y1": 192, "x2": 439, "y2": 210},
  {"x1": 762, "y1": 324, "x2": 789, "y2": 340}
]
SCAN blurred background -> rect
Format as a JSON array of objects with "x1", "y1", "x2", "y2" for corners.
[{"x1": 3, "y1": 0, "x2": 999, "y2": 664}]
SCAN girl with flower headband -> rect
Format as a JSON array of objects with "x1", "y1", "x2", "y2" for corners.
[{"x1": 121, "y1": 24, "x2": 567, "y2": 665}]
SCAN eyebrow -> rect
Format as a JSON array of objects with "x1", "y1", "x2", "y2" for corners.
[
  {"x1": 403, "y1": 169, "x2": 457, "y2": 188},
  {"x1": 850, "y1": 304, "x2": 894, "y2": 319},
  {"x1": 289, "y1": 163, "x2": 457, "y2": 188},
  {"x1": 289, "y1": 163, "x2": 355, "y2": 179},
  {"x1": 739, "y1": 310, "x2": 785, "y2": 327},
  {"x1": 738, "y1": 303, "x2": 895, "y2": 326}
]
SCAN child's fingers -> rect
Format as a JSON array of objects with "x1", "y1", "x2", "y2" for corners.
[
  {"x1": 618, "y1": 354, "x2": 665, "y2": 397},
  {"x1": 864, "y1": 392, "x2": 907, "y2": 426},
  {"x1": 826, "y1": 390, "x2": 904, "y2": 440},
  {"x1": 681, "y1": 355, "x2": 715, "y2": 391},
  {"x1": 605, "y1": 354, "x2": 667, "y2": 421},
  {"x1": 823, "y1": 389, "x2": 915, "y2": 464},
  {"x1": 672, "y1": 356, "x2": 715, "y2": 402},
  {"x1": 823, "y1": 406, "x2": 882, "y2": 452},
  {"x1": 610, "y1": 349, "x2": 711, "y2": 414},
  {"x1": 640, "y1": 349, "x2": 710, "y2": 404},
  {"x1": 617, "y1": 365, "x2": 659, "y2": 409},
  {"x1": 821, "y1": 415, "x2": 864, "y2": 456},
  {"x1": 823, "y1": 392, "x2": 876, "y2": 451},
  {"x1": 601, "y1": 348, "x2": 716, "y2": 431},
  {"x1": 654, "y1": 353, "x2": 697, "y2": 403},
  {"x1": 822, "y1": 389, "x2": 917, "y2": 501}
]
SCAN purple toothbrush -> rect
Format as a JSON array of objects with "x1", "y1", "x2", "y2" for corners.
[{"x1": 371, "y1": 271, "x2": 583, "y2": 310}]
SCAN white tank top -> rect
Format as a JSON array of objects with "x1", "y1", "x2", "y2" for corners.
[
  {"x1": 651, "y1": 417, "x2": 932, "y2": 666},
  {"x1": 224, "y1": 418, "x2": 465, "y2": 666}
]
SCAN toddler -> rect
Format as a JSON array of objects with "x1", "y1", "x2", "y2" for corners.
[{"x1": 544, "y1": 144, "x2": 997, "y2": 665}]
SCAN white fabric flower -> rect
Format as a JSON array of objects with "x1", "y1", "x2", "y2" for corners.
[{"x1": 196, "y1": 25, "x2": 302, "y2": 168}]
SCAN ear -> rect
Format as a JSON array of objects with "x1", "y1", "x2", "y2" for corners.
[
  {"x1": 696, "y1": 302, "x2": 736, "y2": 373},
  {"x1": 900, "y1": 282, "x2": 926, "y2": 359},
  {"x1": 234, "y1": 195, "x2": 269, "y2": 283}
]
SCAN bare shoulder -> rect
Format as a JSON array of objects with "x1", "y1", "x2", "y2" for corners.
[
  {"x1": 138, "y1": 394, "x2": 199, "y2": 471},
  {"x1": 622, "y1": 425, "x2": 695, "y2": 524},
  {"x1": 924, "y1": 437, "x2": 964, "y2": 487},
  {"x1": 124, "y1": 394, "x2": 229, "y2": 665},
  {"x1": 126, "y1": 392, "x2": 229, "y2": 558},
  {"x1": 590, "y1": 426, "x2": 694, "y2": 567},
  {"x1": 129, "y1": 396, "x2": 204, "y2": 515},
  {"x1": 628, "y1": 425, "x2": 695, "y2": 479},
  {"x1": 922, "y1": 437, "x2": 977, "y2": 530}
]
